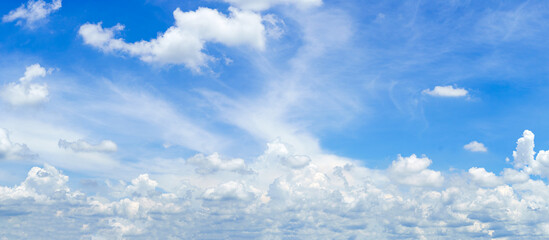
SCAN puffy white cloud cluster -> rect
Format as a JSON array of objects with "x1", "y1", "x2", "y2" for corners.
[
  {"x1": 3, "y1": 130, "x2": 549, "y2": 238},
  {"x1": 58, "y1": 139, "x2": 117, "y2": 153},
  {"x1": 2, "y1": 0, "x2": 61, "y2": 27},
  {"x1": 511, "y1": 130, "x2": 549, "y2": 178},
  {"x1": 388, "y1": 154, "x2": 444, "y2": 187},
  {"x1": 1, "y1": 63, "x2": 50, "y2": 106},
  {"x1": 79, "y1": 7, "x2": 265, "y2": 70}
]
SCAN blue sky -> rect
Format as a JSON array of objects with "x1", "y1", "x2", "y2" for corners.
[{"x1": 2, "y1": 0, "x2": 549, "y2": 239}]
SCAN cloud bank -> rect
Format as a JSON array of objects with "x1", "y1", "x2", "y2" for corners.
[{"x1": 2, "y1": 130, "x2": 549, "y2": 238}]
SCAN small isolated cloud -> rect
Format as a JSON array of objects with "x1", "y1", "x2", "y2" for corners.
[
  {"x1": 223, "y1": 0, "x2": 322, "y2": 11},
  {"x1": 0, "y1": 128, "x2": 35, "y2": 161},
  {"x1": 464, "y1": 141, "x2": 488, "y2": 152},
  {"x1": 422, "y1": 85, "x2": 468, "y2": 97},
  {"x1": 2, "y1": 0, "x2": 61, "y2": 28},
  {"x1": 1, "y1": 63, "x2": 50, "y2": 106},
  {"x1": 79, "y1": 7, "x2": 265, "y2": 70},
  {"x1": 58, "y1": 139, "x2": 118, "y2": 153}
]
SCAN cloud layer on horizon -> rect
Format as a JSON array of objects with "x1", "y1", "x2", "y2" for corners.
[{"x1": 1, "y1": 130, "x2": 549, "y2": 239}]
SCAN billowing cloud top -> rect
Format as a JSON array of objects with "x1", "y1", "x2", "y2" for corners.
[{"x1": 1, "y1": 63, "x2": 50, "y2": 106}]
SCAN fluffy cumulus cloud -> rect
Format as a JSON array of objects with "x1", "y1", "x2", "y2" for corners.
[
  {"x1": 1, "y1": 63, "x2": 50, "y2": 106},
  {"x1": 223, "y1": 0, "x2": 322, "y2": 11},
  {"x1": 422, "y1": 85, "x2": 468, "y2": 97},
  {"x1": 464, "y1": 141, "x2": 488, "y2": 152},
  {"x1": 78, "y1": 7, "x2": 265, "y2": 70},
  {"x1": 0, "y1": 128, "x2": 34, "y2": 161},
  {"x1": 2, "y1": 0, "x2": 61, "y2": 27},
  {"x1": 388, "y1": 154, "x2": 444, "y2": 187},
  {"x1": 511, "y1": 130, "x2": 549, "y2": 178},
  {"x1": 58, "y1": 139, "x2": 118, "y2": 153},
  {"x1": 261, "y1": 139, "x2": 311, "y2": 169},
  {"x1": 4, "y1": 130, "x2": 549, "y2": 238}
]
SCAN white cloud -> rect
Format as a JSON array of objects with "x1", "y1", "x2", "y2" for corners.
[
  {"x1": 202, "y1": 181, "x2": 257, "y2": 201},
  {"x1": 1, "y1": 63, "x2": 49, "y2": 106},
  {"x1": 262, "y1": 139, "x2": 311, "y2": 169},
  {"x1": 464, "y1": 141, "x2": 488, "y2": 152},
  {"x1": 187, "y1": 152, "x2": 251, "y2": 174},
  {"x1": 513, "y1": 130, "x2": 535, "y2": 170},
  {"x1": 468, "y1": 167, "x2": 502, "y2": 187},
  {"x1": 263, "y1": 14, "x2": 285, "y2": 39},
  {"x1": 4, "y1": 130, "x2": 549, "y2": 238},
  {"x1": 388, "y1": 154, "x2": 444, "y2": 187},
  {"x1": 58, "y1": 139, "x2": 118, "y2": 153},
  {"x1": 2, "y1": 0, "x2": 61, "y2": 27},
  {"x1": 511, "y1": 130, "x2": 549, "y2": 178},
  {"x1": 79, "y1": 7, "x2": 265, "y2": 70},
  {"x1": 0, "y1": 164, "x2": 80, "y2": 203},
  {"x1": 422, "y1": 85, "x2": 468, "y2": 97},
  {"x1": 0, "y1": 128, "x2": 34, "y2": 161},
  {"x1": 223, "y1": 0, "x2": 322, "y2": 11}
]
